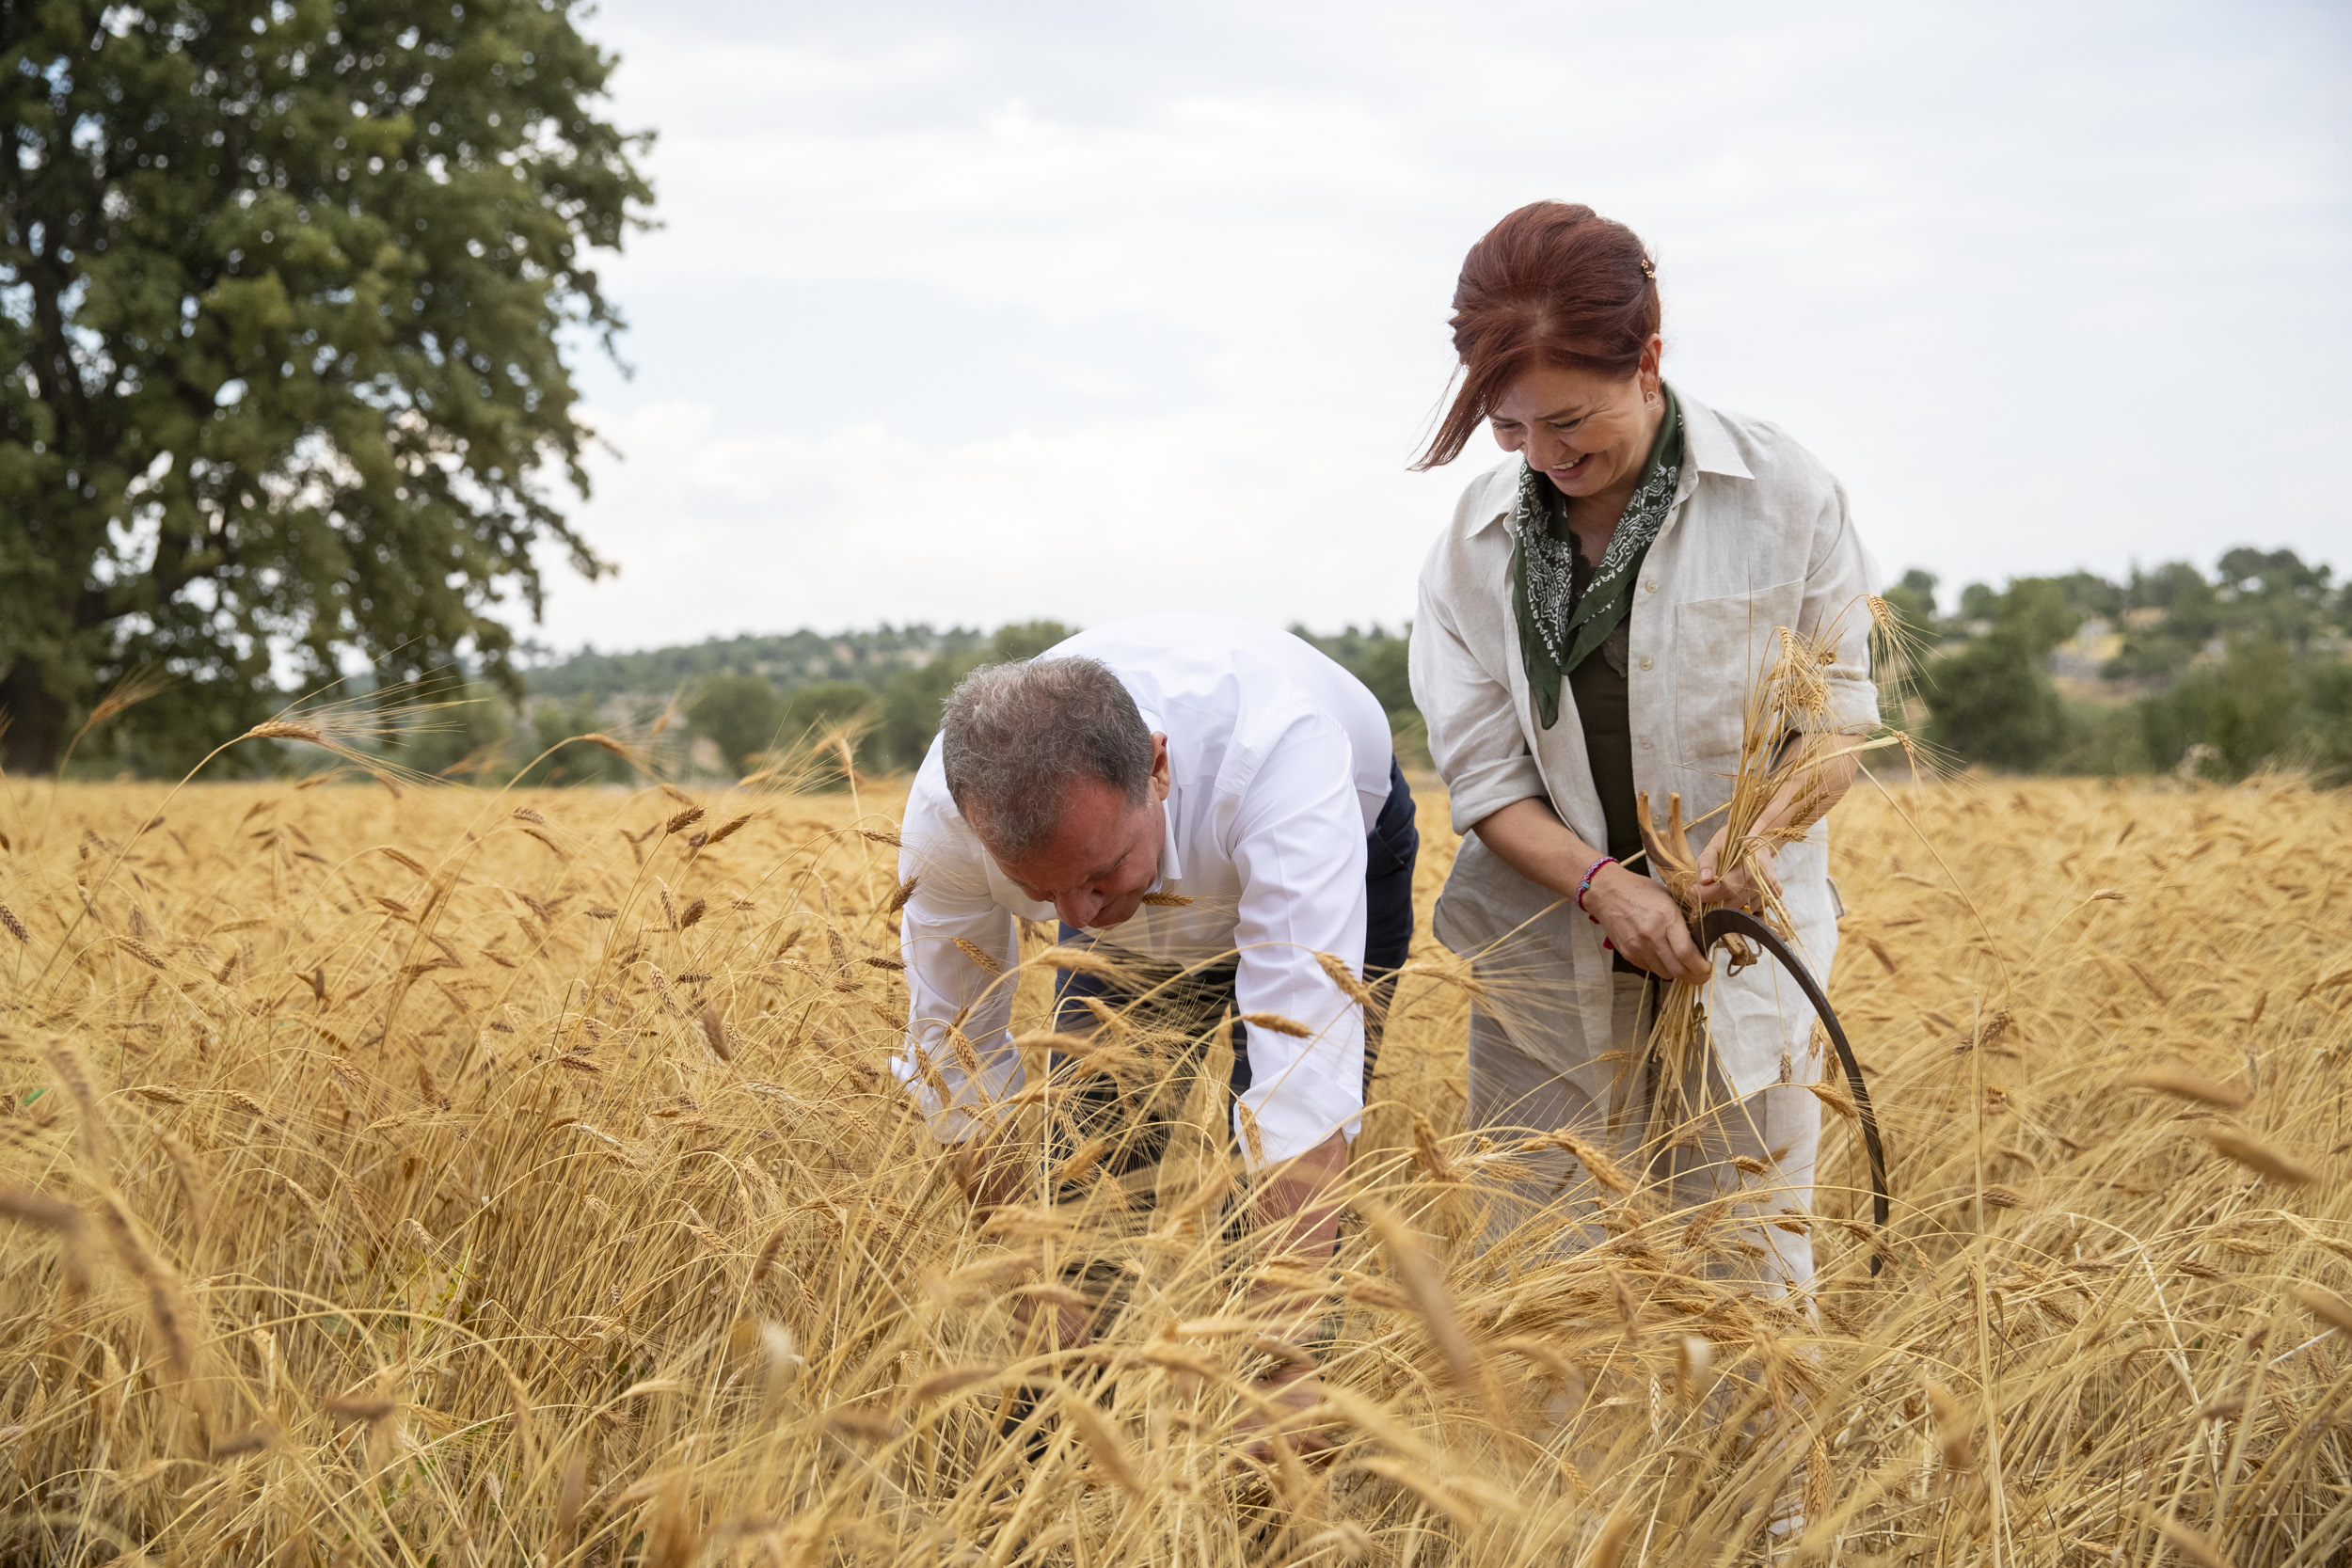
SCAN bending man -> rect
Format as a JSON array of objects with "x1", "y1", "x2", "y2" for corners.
[{"x1": 892, "y1": 613, "x2": 1417, "y2": 1367}]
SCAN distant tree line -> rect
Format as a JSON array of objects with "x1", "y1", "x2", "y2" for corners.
[
  {"x1": 35, "y1": 541, "x2": 2343, "y2": 787},
  {"x1": 370, "y1": 622, "x2": 1052, "y2": 786},
  {"x1": 380, "y1": 620, "x2": 1420, "y2": 788},
  {"x1": 1895, "y1": 546, "x2": 2352, "y2": 783},
  {"x1": 528, "y1": 626, "x2": 998, "y2": 705}
]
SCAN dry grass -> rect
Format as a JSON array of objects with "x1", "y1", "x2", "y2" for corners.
[{"x1": 3, "y1": 768, "x2": 2351, "y2": 1565}]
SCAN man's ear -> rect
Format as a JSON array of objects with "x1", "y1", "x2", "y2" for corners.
[{"x1": 1148, "y1": 732, "x2": 1171, "y2": 802}]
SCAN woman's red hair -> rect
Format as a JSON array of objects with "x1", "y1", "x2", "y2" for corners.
[{"x1": 1414, "y1": 202, "x2": 1661, "y2": 469}]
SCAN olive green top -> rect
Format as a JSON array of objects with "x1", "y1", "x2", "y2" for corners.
[{"x1": 1507, "y1": 388, "x2": 1686, "y2": 908}]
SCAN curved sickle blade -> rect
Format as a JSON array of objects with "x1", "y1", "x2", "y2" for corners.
[{"x1": 1694, "y1": 907, "x2": 1892, "y2": 1275}]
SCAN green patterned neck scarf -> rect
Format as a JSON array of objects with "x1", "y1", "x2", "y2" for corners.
[{"x1": 1510, "y1": 385, "x2": 1685, "y2": 730}]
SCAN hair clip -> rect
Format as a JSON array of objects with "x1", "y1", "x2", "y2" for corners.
[{"x1": 1638, "y1": 257, "x2": 1657, "y2": 280}]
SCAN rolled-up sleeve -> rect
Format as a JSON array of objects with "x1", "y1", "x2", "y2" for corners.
[
  {"x1": 1796, "y1": 480, "x2": 1882, "y2": 736},
  {"x1": 891, "y1": 761, "x2": 1023, "y2": 1143},
  {"x1": 1411, "y1": 499, "x2": 1546, "y2": 834},
  {"x1": 1226, "y1": 715, "x2": 1369, "y2": 1167}
]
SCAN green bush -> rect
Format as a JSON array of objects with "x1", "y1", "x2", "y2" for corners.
[
  {"x1": 2138, "y1": 636, "x2": 2298, "y2": 781},
  {"x1": 396, "y1": 682, "x2": 516, "y2": 781},
  {"x1": 2297, "y1": 661, "x2": 2352, "y2": 785},
  {"x1": 521, "y1": 697, "x2": 628, "y2": 786},
  {"x1": 1995, "y1": 578, "x2": 2083, "y2": 656},
  {"x1": 991, "y1": 621, "x2": 1076, "y2": 663},
  {"x1": 1924, "y1": 631, "x2": 2071, "y2": 772},
  {"x1": 2053, "y1": 702, "x2": 2146, "y2": 777},
  {"x1": 879, "y1": 658, "x2": 975, "y2": 774},
  {"x1": 1880, "y1": 569, "x2": 1940, "y2": 645},
  {"x1": 873, "y1": 622, "x2": 1077, "y2": 775},
  {"x1": 689, "y1": 674, "x2": 788, "y2": 778},
  {"x1": 777, "y1": 682, "x2": 883, "y2": 787}
]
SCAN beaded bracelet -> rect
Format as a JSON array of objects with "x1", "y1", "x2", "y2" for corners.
[{"x1": 1576, "y1": 855, "x2": 1617, "y2": 919}]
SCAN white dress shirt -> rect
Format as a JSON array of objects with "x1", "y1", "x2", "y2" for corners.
[
  {"x1": 1408, "y1": 386, "x2": 1880, "y2": 1105},
  {"x1": 892, "y1": 613, "x2": 1394, "y2": 1166}
]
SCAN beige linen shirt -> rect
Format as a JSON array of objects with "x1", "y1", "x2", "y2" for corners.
[{"x1": 1407, "y1": 386, "x2": 1880, "y2": 1104}]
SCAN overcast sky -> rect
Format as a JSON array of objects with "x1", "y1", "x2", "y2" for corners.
[{"x1": 530, "y1": 0, "x2": 2351, "y2": 654}]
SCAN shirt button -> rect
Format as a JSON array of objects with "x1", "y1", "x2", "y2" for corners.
[
  {"x1": 1643, "y1": 579, "x2": 1659, "y2": 594},
  {"x1": 1639, "y1": 657, "x2": 1654, "y2": 671},
  {"x1": 1640, "y1": 736, "x2": 1654, "y2": 750}
]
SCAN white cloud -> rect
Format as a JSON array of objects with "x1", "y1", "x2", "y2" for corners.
[{"x1": 564, "y1": 395, "x2": 1462, "y2": 642}]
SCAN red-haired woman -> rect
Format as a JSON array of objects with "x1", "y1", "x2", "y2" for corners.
[{"x1": 1407, "y1": 201, "x2": 1880, "y2": 1296}]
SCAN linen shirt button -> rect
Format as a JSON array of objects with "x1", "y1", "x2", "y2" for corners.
[
  {"x1": 1643, "y1": 578, "x2": 1659, "y2": 594},
  {"x1": 1639, "y1": 657, "x2": 1654, "y2": 671},
  {"x1": 1639, "y1": 736, "x2": 1654, "y2": 751}
]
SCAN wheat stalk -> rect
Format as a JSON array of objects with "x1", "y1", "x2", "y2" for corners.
[{"x1": 0, "y1": 767, "x2": 2344, "y2": 1564}]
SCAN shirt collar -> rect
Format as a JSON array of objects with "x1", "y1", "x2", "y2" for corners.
[
  {"x1": 1136, "y1": 715, "x2": 1184, "y2": 891},
  {"x1": 1674, "y1": 386, "x2": 1754, "y2": 480},
  {"x1": 1150, "y1": 769, "x2": 1185, "y2": 888},
  {"x1": 1470, "y1": 379, "x2": 1749, "y2": 540}
]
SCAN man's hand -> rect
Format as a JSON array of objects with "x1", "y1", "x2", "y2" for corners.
[
  {"x1": 946, "y1": 1134, "x2": 1027, "y2": 1215},
  {"x1": 1692, "y1": 829, "x2": 1782, "y2": 913},
  {"x1": 1226, "y1": 1128, "x2": 1350, "y2": 1459},
  {"x1": 1582, "y1": 863, "x2": 1711, "y2": 983},
  {"x1": 1243, "y1": 1130, "x2": 1349, "y2": 1259},
  {"x1": 1234, "y1": 1361, "x2": 1336, "y2": 1465},
  {"x1": 948, "y1": 1137, "x2": 1107, "y2": 1348}
]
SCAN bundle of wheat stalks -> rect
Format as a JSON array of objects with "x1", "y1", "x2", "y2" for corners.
[{"x1": 3, "y1": 707, "x2": 2351, "y2": 1565}]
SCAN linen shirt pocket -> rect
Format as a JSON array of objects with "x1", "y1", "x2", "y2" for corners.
[{"x1": 1671, "y1": 582, "x2": 1799, "y2": 772}]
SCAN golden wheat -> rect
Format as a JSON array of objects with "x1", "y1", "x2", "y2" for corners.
[{"x1": 1, "y1": 769, "x2": 2349, "y2": 1564}]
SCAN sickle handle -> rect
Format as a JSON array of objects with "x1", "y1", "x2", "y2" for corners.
[{"x1": 1693, "y1": 907, "x2": 1893, "y2": 1275}]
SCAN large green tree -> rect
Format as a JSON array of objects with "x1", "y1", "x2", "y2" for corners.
[{"x1": 0, "y1": 0, "x2": 650, "y2": 773}]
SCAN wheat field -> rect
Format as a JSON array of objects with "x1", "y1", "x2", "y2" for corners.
[{"x1": 3, "y1": 763, "x2": 2350, "y2": 1566}]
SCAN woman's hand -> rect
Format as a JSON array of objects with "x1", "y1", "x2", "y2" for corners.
[
  {"x1": 1466, "y1": 799, "x2": 1711, "y2": 982},
  {"x1": 1583, "y1": 863, "x2": 1711, "y2": 983},
  {"x1": 1692, "y1": 829, "x2": 1781, "y2": 912}
]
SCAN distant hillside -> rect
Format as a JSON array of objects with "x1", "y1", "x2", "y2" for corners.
[
  {"x1": 495, "y1": 620, "x2": 1418, "y2": 784},
  {"x1": 437, "y1": 541, "x2": 2352, "y2": 793},
  {"x1": 1889, "y1": 546, "x2": 2349, "y2": 782},
  {"x1": 524, "y1": 621, "x2": 1414, "y2": 714},
  {"x1": 526, "y1": 626, "x2": 994, "y2": 704}
]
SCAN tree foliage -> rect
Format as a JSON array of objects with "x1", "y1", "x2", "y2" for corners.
[
  {"x1": 1289, "y1": 623, "x2": 1413, "y2": 717},
  {"x1": 1905, "y1": 546, "x2": 2347, "y2": 779},
  {"x1": 1925, "y1": 629, "x2": 2069, "y2": 772},
  {"x1": 1879, "y1": 568, "x2": 1938, "y2": 641},
  {"x1": 1925, "y1": 578, "x2": 2087, "y2": 770},
  {"x1": 988, "y1": 619, "x2": 1073, "y2": 664},
  {"x1": 531, "y1": 625, "x2": 993, "y2": 705},
  {"x1": 530, "y1": 617, "x2": 1421, "y2": 788},
  {"x1": 2140, "y1": 636, "x2": 2300, "y2": 781},
  {"x1": 869, "y1": 620, "x2": 1075, "y2": 774},
  {"x1": 0, "y1": 0, "x2": 650, "y2": 773},
  {"x1": 389, "y1": 674, "x2": 510, "y2": 778},
  {"x1": 777, "y1": 681, "x2": 880, "y2": 790},
  {"x1": 2300, "y1": 661, "x2": 2352, "y2": 786},
  {"x1": 687, "y1": 673, "x2": 783, "y2": 778},
  {"x1": 516, "y1": 693, "x2": 619, "y2": 785}
]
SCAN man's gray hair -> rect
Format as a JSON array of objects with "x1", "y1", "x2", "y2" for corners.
[{"x1": 940, "y1": 657, "x2": 1153, "y2": 860}]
